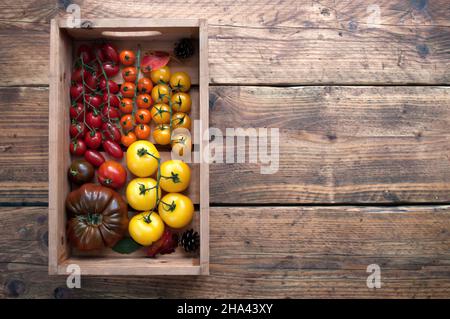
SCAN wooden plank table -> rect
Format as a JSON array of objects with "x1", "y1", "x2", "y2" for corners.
[{"x1": 0, "y1": 0, "x2": 449, "y2": 298}]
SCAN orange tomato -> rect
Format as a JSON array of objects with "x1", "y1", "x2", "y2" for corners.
[
  {"x1": 135, "y1": 109, "x2": 151, "y2": 124},
  {"x1": 120, "y1": 114, "x2": 134, "y2": 130},
  {"x1": 171, "y1": 112, "x2": 191, "y2": 130},
  {"x1": 119, "y1": 50, "x2": 135, "y2": 66},
  {"x1": 137, "y1": 77, "x2": 153, "y2": 94},
  {"x1": 135, "y1": 124, "x2": 151, "y2": 139},
  {"x1": 153, "y1": 124, "x2": 171, "y2": 145},
  {"x1": 119, "y1": 98, "x2": 133, "y2": 114},
  {"x1": 122, "y1": 66, "x2": 138, "y2": 82},
  {"x1": 121, "y1": 131, "x2": 137, "y2": 147},
  {"x1": 171, "y1": 92, "x2": 191, "y2": 113},
  {"x1": 150, "y1": 103, "x2": 171, "y2": 124},
  {"x1": 120, "y1": 82, "x2": 136, "y2": 98},
  {"x1": 136, "y1": 94, "x2": 152, "y2": 109}
]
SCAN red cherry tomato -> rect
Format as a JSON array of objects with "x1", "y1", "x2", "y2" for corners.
[
  {"x1": 84, "y1": 130, "x2": 102, "y2": 149},
  {"x1": 70, "y1": 83, "x2": 83, "y2": 101},
  {"x1": 70, "y1": 122, "x2": 87, "y2": 138},
  {"x1": 102, "y1": 62, "x2": 119, "y2": 77},
  {"x1": 86, "y1": 111, "x2": 103, "y2": 129},
  {"x1": 84, "y1": 149, "x2": 105, "y2": 167},
  {"x1": 69, "y1": 102, "x2": 85, "y2": 121},
  {"x1": 70, "y1": 138, "x2": 87, "y2": 156},
  {"x1": 102, "y1": 140, "x2": 123, "y2": 159},
  {"x1": 99, "y1": 78, "x2": 119, "y2": 94},
  {"x1": 82, "y1": 72, "x2": 97, "y2": 92},
  {"x1": 85, "y1": 94, "x2": 102, "y2": 109},
  {"x1": 102, "y1": 122, "x2": 121, "y2": 143},
  {"x1": 102, "y1": 93, "x2": 120, "y2": 108},
  {"x1": 97, "y1": 160, "x2": 127, "y2": 189},
  {"x1": 77, "y1": 44, "x2": 94, "y2": 63},
  {"x1": 71, "y1": 68, "x2": 91, "y2": 83},
  {"x1": 100, "y1": 43, "x2": 119, "y2": 64},
  {"x1": 101, "y1": 106, "x2": 120, "y2": 120}
]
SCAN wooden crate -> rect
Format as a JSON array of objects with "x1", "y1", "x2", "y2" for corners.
[{"x1": 48, "y1": 18, "x2": 209, "y2": 275}]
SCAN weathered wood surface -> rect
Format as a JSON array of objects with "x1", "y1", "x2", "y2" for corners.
[
  {"x1": 2, "y1": 86, "x2": 450, "y2": 204},
  {"x1": 1, "y1": 206, "x2": 449, "y2": 298},
  {"x1": 1, "y1": 0, "x2": 449, "y2": 85}
]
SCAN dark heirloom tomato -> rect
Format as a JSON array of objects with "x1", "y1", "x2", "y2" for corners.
[
  {"x1": 66, "y1": 184, "x2": 128, "y2": 251},
  {"x1": 68, "y1": 159, "x2": 94, "y2": 185}
]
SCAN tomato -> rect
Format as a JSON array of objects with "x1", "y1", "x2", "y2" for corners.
[
  {"x1": 71, "y1": 68, "x2": 91, "y2": 83},
  {"x1": 135, "y1": 124, "x2": 151, "y2": 139},
  {"x1": 84, "y1": 149, "x2": 105, "y2": 167},
  {"x1": 159, "y1": 160, "x2": 191, "y2": 192},
  {"x1": 99, "y1": 78, "x2": 119, "y2": 94},
  {"x1": 120, "y1": 82, "x2": 136, "y2": 98},
  {"x1": 119, "y1": 50, "x2": 136, "y2": 66},
  {"x1": 135, "y1": 109, "x2": 151, "y2": 124},
  {"x1": 68, "y1": 159, "x2": 94, "y2": 185},
  {"x1": 126, "y1": 178, "x2": 161, "y2": 211},
  {"x1": 171, "y1": 112, "x2": 191, "y2": 130},
  {"x1": 126, "y1": 140, "x2": 160, "y2": 177},
  {"x1": 70, "y1": 102, "x2": 85, "y2": 121},
  {"x1": 100, "y1": 43, "x2": 119, "y2": 64},
  {"x1": 122, "y1": 66, "x2": 137, "y2": 82},
  {"x1": 85, "y1": 94, "x2": 102, "y2": 109},
  {"x1": 120, "y1": 114, "x2": 134, "y2": 130},
  {"x1": 150, "y1": 103, "x2": 171, "y2": 124},
  {"x1": 121, "y1": 131, "x2": 137, "y2": 147},
  {"x1": 137, "y1": 77, "x2": 153, "y2": 93},
  {"x1": 102, "y1": 92, "x2": 120, "y2": 108},
  {"x1": 98, "y1": 160, "x2": 127, "y2": 189},
  {"x1": 171, "y1": 130, "x2": 192, "y2": 157},
  {"x1": 70, "y1": 138, "x2": 87, "y2": 156},
  {"x1": 70, "y1": 121, "x2": 87, "y2": 138},
  {"x1": 102, "y1": 122, "x2": 121, "y2": 143},
  {"x1": 102, "y1": 62, "x2": 119, "y2": 77},
  {"x1": 102, "y1": 140, "x2": 123, "y2": 159},
  {"x1": 136, "y1": 94, "x2": 152, "y2": 109},
  {"x1": 158, "y1": 193, "x2": 194, "y2": 229},
  {"x1": 171, "y1": 92, "x2": 191, "y2": 113},
  {"x1": 84, "y1": 130, "x2": 102, "y2": 149},
  {"x1": 170, "y1": 72, "x2": 191, "y2": 92},
  {"x1": 70, "y1": 83, "x2": 83, "y2": 101},
  {"x1": 82, "y1": 72, "x2": 98, "y2": 92},
  {"x1": 151, "y1": 84, "x2": 171, "y2": 104},
  {"x1": 128, "y1": 212, "x2": 164, "y2": 246},
  {"x1": 119, "y1": 98, "x2": 133, "y2": 114},
  {"x1": 77, "y1": 44, "x2": 94, "y2": 63},
  {"x1": 153, "y1": 124, "x2": 171, "y2": 145},
  {"x1": 150, "y1": 66, "x2": 171, "y2": 84},
  {"x1": 101, "y1": 106, "x2": 120, "y2": 120},
  {"x1": 85, "y1": 111, "x2": 103, "y2": 129}
]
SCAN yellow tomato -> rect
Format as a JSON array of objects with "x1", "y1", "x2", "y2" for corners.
[
  {"x1": 126, "y1": 178, "x2": 161, "y2": 211},
  {"x1": 151, "y1": 84, "x2": 171, "y2": 104},
  {"x1": 160, "y1": 160, "x2": 190, "y2": 192},
  {"x1": 158, "y1": 193, "x2": 194, "y2": 229},
  {"x1": 126, "y1": 140, "x2": 160, "y2": 177},
  {"x1": 170, "y1": 72, "x2": 191, "y2": 92},
  {"x1": 153, "y1": 124, "x2": 171, "y2": 145},
  {"x1": 171, "y1": 130, "x2": 192, "y2": 157},
  {"x1": 129, "y1": 212, "x2": 164, "y2": 246},
  {"x1": 171, "y1": 92, "x2": 191, "y2": 113},
  {"x1": 172, "y1": 112, "x2": 191, "y2": 130},
  {"x1": 150, "y1": 103, "x2": 171, "y2": 124},
  {"x1": 150, "y1": 66, "x2": 171, "y2": 84}
]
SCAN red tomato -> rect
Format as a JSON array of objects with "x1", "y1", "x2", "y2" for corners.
[
  {"x1": 84, "y1": 130, "x2": 103, "y2": 149},
  {"x1": 100, "y1": 43, "x2": 119, "y2": 64},
  {"x1": 77, "y1": 44, "x2": 94, "y2": 63},
  {"x1": 102, "y1": 93, "x2": 120, "y2": 108},
  {"x1": 102, "y1": 122, "x2": 121, "y2": 143},
  {"x1": 84, "y1": 149, "x2": 105, "y2": 167},
  {"x1": 82, "y1": 72, "x2": 97, "y2": 92},
  {"x1": 70, "y1": 122, "x2": 87, "y2": 138},
  {"x1": 101, "y1": 106, "x2": 120, "y2": 120},
  {"x1": 85, "y1": 94, "x2": 102, "y2": 109},
  {"x1": 86, "y1": 111, "x2": 103, "y2": 129},
  {"x1": 69, "y1": 102, "x2": 85, "y2": 121},
  {"x1": 97, "y1": 160, "x2": 127, "y2": 189},
  {"x1": 71, "y1": 68, "x2": 91, "y2": 83},
  {"x1": 102, "y1": 140, "x2": 123, "y2": 159},
  {"x1": 99, "y1": 78, "x2": 119, "y2": 94},
  {"x1": 102, "y1": 62, "x2": 119, "y2": 77},
  {"x1": 70, "y1": 139, "x2": 87, "y2": 156},
  {"x1": 70, "y1": 83, "x2": 83, "y2": 101}
]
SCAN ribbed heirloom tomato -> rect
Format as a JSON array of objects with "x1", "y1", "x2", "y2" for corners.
[
  {"x1": 126, "y1": 178, "x2": 161, "y2": 211},
  {"x1": 128, "y1": 212, "x2": 164, "y2": 246},
  {"x1": 159, "y1": 160, "x2": 191, "y2": 192},
  {"x1": 158, "y1": 193, "x2": 194, "y2": 229},
  {"x1": 126, "y1": 140, "x2": 160, "y2": 177}
]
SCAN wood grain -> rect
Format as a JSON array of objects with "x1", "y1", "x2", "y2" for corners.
[
  {"x1": 1, "y1": 1, "x2": 449, "y2": 85},
  {"x1": 2, "y1": 86, "x2": 450, "y2": 204},
  {"x1": 1, "y1": 206, "x2": 449, "y2": 298}
]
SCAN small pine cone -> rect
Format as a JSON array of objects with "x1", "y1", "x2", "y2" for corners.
[
  {"x1": 174, "y1": 38, "x2": 194, "y2": 59},
  {"x1": 179, "y1": 229, "x2": 200, "y2": 252}
]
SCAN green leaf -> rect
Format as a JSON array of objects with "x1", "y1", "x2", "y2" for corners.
[{"x1": 112, "y1": 237, "x2": 142, "y2": 254}]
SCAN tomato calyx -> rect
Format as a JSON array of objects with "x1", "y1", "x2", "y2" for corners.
[
  {"x1": 136, "y1": 148, "x2": 160, "y2": 161},
  {"x1": 138, "y1": 183, "x2": 157, "y2": 195},
  {"x1": 69, "y1": 168, "x2": 79, "y2": 177},
  {"x1": 160, "y1": 200, "x2": 177, "y2": 212},
  {"x1": 161, "y1": 171, "x2": 181, "y2": 184},
  {"x1": 172, "y1": 80, "x2": 183, "y2": 91},
  {"x1": 79, "y1": 213, "x2": 103, "y2": 226}
]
